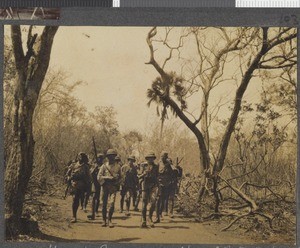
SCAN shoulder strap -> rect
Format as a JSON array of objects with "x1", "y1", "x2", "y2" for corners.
[{"x1": 104, "y1": 163, "x2": 114, "y2": 177}]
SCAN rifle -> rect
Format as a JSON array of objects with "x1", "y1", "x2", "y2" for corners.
[{"x1": 92, "y1": 136, "x2": 99, "y2": 165}]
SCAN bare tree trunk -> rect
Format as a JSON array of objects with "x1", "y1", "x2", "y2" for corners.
[
  {"x1": 4, "y1": 25, "x2": 58, "y2": 236},
  {"x1": 200, "y1": 88, "x2": 210, "y2": 151}
]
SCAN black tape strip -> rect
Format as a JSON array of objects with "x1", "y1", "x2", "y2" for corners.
[
  {"x1": 0, "y1": 0, "x2": 112, "y2": 7},
  {"x1": 0, "y1": 0, "x2": 236, "y2": 8}
]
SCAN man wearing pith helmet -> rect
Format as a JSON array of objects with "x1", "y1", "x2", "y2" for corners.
[
  {"x1": 120, "y1": 155, "x2": 138, "y2": 216},
  {"x1": 97, "y1": 148, "x2": 121, "y2": 228},
  {"x1": 138, "y1": 152, "x2": 159, "y2": 228},
  {"x1": 155, "y1": 150, "x2": 173, "y2": 223}
]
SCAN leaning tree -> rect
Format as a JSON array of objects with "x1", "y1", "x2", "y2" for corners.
[{"x1": 4, "y1": 25, "x2": 58, "y2": 235}]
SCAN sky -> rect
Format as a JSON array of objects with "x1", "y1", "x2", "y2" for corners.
[
  {"x1": 49, "y1": 26, "x2": 265, "y2": 133},
  {"x1": 50, "y1": 26, "x2": 164, "y2": 133},
  {"x1": 4, "y1": 26, "x2": 280, "y2": 134}
]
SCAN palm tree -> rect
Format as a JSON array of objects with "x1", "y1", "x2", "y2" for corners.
[{"x1": 146, "y1": 72, "x2": 187, "y2": 138}]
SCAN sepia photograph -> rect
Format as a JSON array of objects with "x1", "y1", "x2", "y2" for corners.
[{"x1": 3, "y1": 25, "x2": 297, "y2": 245}]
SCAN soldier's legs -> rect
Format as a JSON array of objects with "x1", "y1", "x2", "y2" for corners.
[
  {"x1": 141, "y1": 189, "x2": 149, "y2": 224},
  {"x1": 164, "y1": 185, "x2": 172, "y2": 215},
  {"x1": 108, "y1": 192, "x2": 117, "y2": 227},
  {"x1": 149, "y1": 187, "x2": 158, "y2": 225},
  {"x1": 132, "y1": 188, "x2": 137, "y2": 208},
  {"x1": 120, "y1": 187, "x2": 126, "y2": 212},
  {"x1": 134, "y1": 189, "x2": 141, "y2": 211},
  {"x1": 168, "y1": 185, "x2": 176, "y2": 217},
  {"x1": 80, "y1": 192, "x2": 84, "y2": 209},
  {"x1": 84, "y1": 189, "x2": 91, "y2": 210},
  {"x1": 156, "y1": 186, "x2": 168, "y2": 222},
  {"x1": 98, "y1": 186, "x2": 104, "y2": 212},
  {"x1": 125, "y1": 189, "x2": 132, "y2": 215},
  {"x1": 101, "y1": 188, "x2": 109, "y2": 225},
  {"x1": 155, "y1": 186, "x2": 162, "y2": 222},
  {"x1": 72, "y1": 191, "x2": 82, "y2": 222},
  {"x1": 91, "y1": 193, "x2": 96, "y2": 218},
  {"x1": 161, "y1": 186, "x2": 169, "y2": 216},
  {"x1": 88, "y1": 187, "x2": 99, "y2": 220},
  {"x1": 95, "y1": 187, "x2": 101, "y2": 213}
]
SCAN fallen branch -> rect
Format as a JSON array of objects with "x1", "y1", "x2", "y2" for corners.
[
  {"x1": 220, "y1": 177, "x2": 259, "y2": 211},
  {"x1": 221, "y1": 211, "x2": 274, "y2": 231},
  {"x1": 221, "y1": 213, "x2": 249, "y2": 231}
]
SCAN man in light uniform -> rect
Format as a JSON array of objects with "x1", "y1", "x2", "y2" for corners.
[{"x1": 97, "y1": 149, "x2": 121, "y2": 228}]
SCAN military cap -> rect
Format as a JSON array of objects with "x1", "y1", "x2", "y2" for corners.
[
  {"x1": 106, "y1": 149, "x2": 117, "y2": 156},
  {"x1": 128, "y1": 155, "x2": 136, "y2": 161},
  {"x1": 145, "y1": 153, "x2": 156, "y2": 159}
]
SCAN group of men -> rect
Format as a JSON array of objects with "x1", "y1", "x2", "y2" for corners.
[{"x1": 65, "y1": 149, "x2": 183, "y2": 228}]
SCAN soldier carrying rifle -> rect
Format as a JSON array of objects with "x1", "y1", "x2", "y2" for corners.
[{"x1": 65, "y1": 152, "x2": 92, "y2": 223}]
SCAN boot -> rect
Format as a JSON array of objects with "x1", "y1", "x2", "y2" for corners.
[
  {"x1": 70, "y1": 218, "x2": 77, "y2": 223},
  {"x1": 148, "y1": 218, "x2": 154, "y2": 228},
  {"x1": 120, "y1": 196, "x2": 124, "y2": 213},
  {"x1": 125, "y1": 201, "x2": 131, "y2": 216},
  {"x1": 101, "y1": 220, "x2": 107, "y2": 227},
  {"x1": 140, "y1": 221, "x2": 147, "y2": 228},
  {"x1": 108, "y1": 220, "x2": 114, "y2": 228},
  {"x1": 153, "y1": 218, "x2": 160, "y2": 223},
  {"x1": 87, "y1": 214, "x2": 95, "y2": 220}
]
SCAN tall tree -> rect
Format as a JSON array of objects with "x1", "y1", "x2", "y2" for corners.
[
  {"x1": 146, "y1": 27, "x2": 296, "y2": 213},
  {"x1": 5, "y1": 25, "x2": 58, "y2": 235}
]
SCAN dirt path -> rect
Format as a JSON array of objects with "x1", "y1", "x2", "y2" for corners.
[{"x1": 37, "y1": 193, "x2": 256, "y2": 244}]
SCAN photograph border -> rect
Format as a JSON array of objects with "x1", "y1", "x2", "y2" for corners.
[{"x1": 0, "y1": 6, "x2": 299, "y2": 248}]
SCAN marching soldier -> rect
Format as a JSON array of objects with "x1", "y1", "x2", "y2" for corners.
[
  {"x1": 120, "y1": 156, "x2": 139, "y2": 216},
  {"x1": 65, "y1": 152, "x2": 92, "y2": 223},
  {"x1": 82, "y1": 160, "x2": 92, "y2": 212},
  {"x1": 139, "y1": 153, "x2": 159, "y2": 228},
  {"x1": 87, "y1": 153, "x2": 104, "y2": 220},
  {"x1": 133, "y1": 163, "x2": 143, "y2": 211},
  {"x1": 97, "y1": 149, "x2": 121, "y2": 228},
  {"x1": 155, "y1": 151, "x2": 173, "y2": 223},
  {"x1": 167, "y1": 161, "x2": 183, "y2": 218}
]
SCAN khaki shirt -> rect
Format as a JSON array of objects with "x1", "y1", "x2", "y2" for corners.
[{"x1": 97, "y1": 161, "x2": 121, "y2": 186}]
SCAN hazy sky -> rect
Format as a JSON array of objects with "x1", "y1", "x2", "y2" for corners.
[
  {"x1": 5, "y1": 26, "x2": 266, "y2": 133},
  {"x1": 48, "y1": 26, "x2": 265, "y2": 133},
  {"x1": 50, "y1": 26, "x2": 166, "y2": 132}
]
